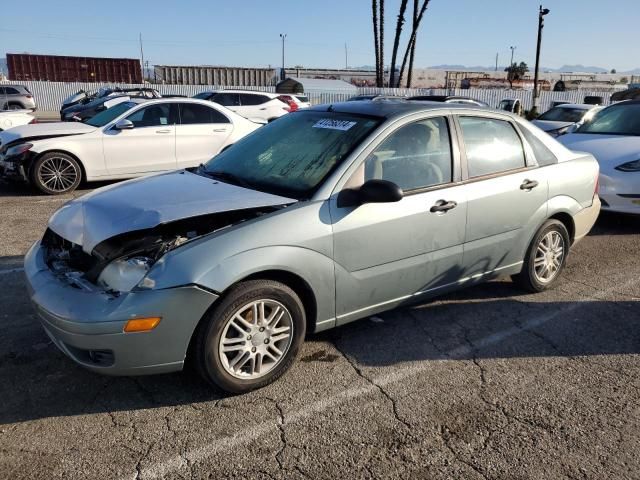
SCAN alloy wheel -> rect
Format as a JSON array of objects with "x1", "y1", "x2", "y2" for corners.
[
  {"x1": 38, "y1": 156, "x2": 79, "y2": 193},
  {"x1": 218, "y1": 299, "x2": 293, "y2": 379},
  {"x1": 533, "y1": 230, "x2": 565, "y2": 284}
]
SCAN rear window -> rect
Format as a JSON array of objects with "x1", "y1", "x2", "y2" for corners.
[
  {"x1": 295, "y1": 96, "x2": 309, "y2": 103},
  {"x1": 538, "y1": 107, "x2": 588, "y2": 123},
  {"x1": 239, "y1": 94, "x2": 270, "y2": 106}
]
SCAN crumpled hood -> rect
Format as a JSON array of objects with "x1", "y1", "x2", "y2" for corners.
[
  {"x1": 0, "y1": 122, "x2": 96, "y2": 145},
  {"x1": 48, "y1": 170, "x2": 297, "y2": 254},
  {"x1": 531, "y1": 119, "x2": 573, "y2": 132},
  {"x1": 559, "y1": 134, "x2": 640, "y2": 169}
]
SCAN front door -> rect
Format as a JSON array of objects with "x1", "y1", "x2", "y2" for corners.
[
  {"x1": 330, "y1": 116, "x2": 467, "y2": 325},
  {"x1": 103, "y1": 103, "x2": 178, "y2": 175},
  {"x1": 455, "y1": 115, "x2": 548, "y2": 277}
]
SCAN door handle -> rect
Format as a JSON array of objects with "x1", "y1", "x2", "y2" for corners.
[
  {"x1": 155, "y1": 129, "x2": 171, "y2": 134},
  {"x1": 213, "y1": 128, "x2": 228, "y2": 132},
  {"x1": 520, "y1": 179, "x2": 539, "y2": 190},
  {"x1": 259, "y1": 107, "x2": 267, "y2": 110},
  {"x1": 430, "y1": 200, "x2": 457, "y2": 213}
]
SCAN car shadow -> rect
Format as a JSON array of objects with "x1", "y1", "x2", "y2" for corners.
[
  {"x1": 588, "y1": 211, "x2": 640, "y2": 236},
  {"x1": 2, "y1": 266, "x2": 638, "y2": 425}
]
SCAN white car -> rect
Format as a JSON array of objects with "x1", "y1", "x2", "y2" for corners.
[
  {"x1": 559, "y1": 100, "x2": 640, "y2": 214},
  {"x1": 532, "y1": 104, "x2": 602, "y2": 137},
  {"x1": 193, "y1": 90, "x2": 292, "y2": 122},
  {"x1": 0, "y1": 110, "x2": 35, "y2": 131},
  {"x1": 0, "y1": 98, "x2": 261, "y2": 194}
]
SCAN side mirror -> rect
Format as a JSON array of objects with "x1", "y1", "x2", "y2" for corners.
[
  {"x1": 338, "y1": 179, "x2": 403, "y2": 207},
  {"x1": 114, "y1": 119, "x2": 134, "y2": 130}
]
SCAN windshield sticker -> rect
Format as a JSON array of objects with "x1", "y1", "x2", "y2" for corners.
[{"x1": 313, "y1": 119, "x2": 357, "y2": 131}]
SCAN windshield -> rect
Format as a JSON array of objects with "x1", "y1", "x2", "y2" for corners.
[
  {"x1": 538, "y1": 106, "x2": 588, "y2": 123},
  {"x1": 84, "y1": 102, "x2": 136, "y2": 127},
  {"x1": 203, "y1": 111, "x2": 381, "y2": 199},
  {"x1": 577, "y1": 103, "x2": 640, "y2": 136}
]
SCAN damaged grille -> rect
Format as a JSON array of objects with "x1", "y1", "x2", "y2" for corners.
[{"x1": 41, "y1": 229, "x2": 101, "y2": 291}]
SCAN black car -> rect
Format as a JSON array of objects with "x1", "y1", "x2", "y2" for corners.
[
  {"x1": 407, "y1": 95, "x2": 489, "y2": 107},
  {"x1": 60, "y1": 88, "x2": 161, "y2": 121},
  {"x1": 347, "y1": 94, "x2": 405, "y2": 101}
]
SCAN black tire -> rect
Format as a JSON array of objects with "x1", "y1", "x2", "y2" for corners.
[
  {"x1": 195, "y1": 280, "x2": 306, "y2": 393},
  {"x1": 30, "y1": 152, "x2": 82, "y2": 195},
  {"x1": 512, "y1": 219, "x2": 570, "y2": 293},
  {"x1": 8, "y1": 103, "x2": 24, "y2": 110}
]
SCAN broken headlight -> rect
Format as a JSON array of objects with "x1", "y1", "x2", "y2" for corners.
[{"x1": 97, "y1": 256, "x2": 154, "y2": 292}]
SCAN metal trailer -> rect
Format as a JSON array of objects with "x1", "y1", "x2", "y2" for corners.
[{"x1": 7, "y1": 54, "x2": 142, "y2": 83}]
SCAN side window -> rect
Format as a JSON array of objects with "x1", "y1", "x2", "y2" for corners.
[
  {"x1": 126, "y1": 104, "x2": 175, "y2": 128},
  {"x1": 239, "y1": 94, "x2": 269, "y2": 106},
  {"x1": 4, "y1": 87, "x2": 19, "y2": 95},
  {"x1": 360, "y1": 117, "x2": 453, "y2": 191},
  {"x1": 458, "y1": 117, "x2": 526, "y2": 178},
  {"x1": 180, "y1": 103, "x2": 230, "y2": 124},
  {"x1": 212, "y1": 93, "x2": 240, "y2": 107},
  {"x1": 519, "y1": 126, "x2": 558, "y2": 166}
]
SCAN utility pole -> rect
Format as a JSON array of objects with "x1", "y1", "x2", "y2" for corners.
[
  {"x1": 495, "y1": 52, "x2": 499, "y2": 72},
  {"x1": 509, "y1": 45, "x2": 516, "y2": 67},
  {"x1": 532, "y1": 6, "x2": 550, "y2": 115},
  {"x1": 345, "y1": 43, "x2": 348, "y2": 69},
  {"x1": 279, "y1": 33, "x2": 287, "y2": 81},
  {"x1": 139, "y1": 33, "x2": 145, "y2": 83}
]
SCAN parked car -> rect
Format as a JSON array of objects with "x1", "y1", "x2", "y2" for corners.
[
  {"x1": 193, "y1": 90, "x2": 292, "y2": 122},
  {"x1": 60, "y1": 95, "x2": 135, "y2": 122},
  {"x1": 277, "y1": 94, "x2": 311, "y2": 110},
  {"x1": 0, "y1": 85, "x2": 37, "y2": 111},
  {"x1": 531, "y1": 104, "x2": 602, "y2": 137},
  {"x1": 0, "y1": 110, "x2": 36, "y2": 131},
  {"x1": 559, "y1": 100, "x2": 640, "y2": 214},
  {"x1": 61, "y1": 87, "x2": 160, "y2": 111},
  {"x1": 408, "y1": 95, "x2": 489, "y2": 107},
  {"x1": 24, "y1": 101, "x2": 600, "y2": 392},
  {"x1": 498, "y1": 98, "x2": 523, "y2": 115},
  {"x1": 0, "y1": 98, "x2": 261, "y2": 194},
  {"x1": 61, "y1": 88, "x2": 162, "y2": 121}
]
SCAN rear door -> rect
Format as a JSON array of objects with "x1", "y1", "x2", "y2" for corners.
[
  {"x1": 211, "y1": 93, "x2": 240, "y2": 114},
  {"x1": 236, "y1": 93, "x2": 275, "y2": 121},
  {"x1": 175, "y1": 102, "x2": 233, "y2": 168},
  {"x1": 102, "y1": 103, "x2": 178, "y2": 175},
  {"x1": 331, "y1": 115, "x2": 468, "y2": 324},
  {"x1": 455, "y1": 114, "x2": 549, "y2": 277}
]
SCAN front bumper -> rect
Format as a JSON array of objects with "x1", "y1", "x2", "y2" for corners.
[
  {"x1": 599, "y1": 171, "x2": 640, "y2": 215},
  {"x1": 0, "y1": 152, "x2": 31, "y2": 183},
  {"x1": 24, "y1": 241, "x2": 218, "y2": 375}
]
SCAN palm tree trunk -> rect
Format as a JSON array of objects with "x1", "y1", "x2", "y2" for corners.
[
  {"x1": 372, "y1": 0, "x2": 381, "y2": 87},
  {"x1": 406, "y1": 0, "x2": 418, "y2": 87},
  {"x1": 397, "y1": 0, "x2": 431, "y2": 87},
  {"x1": 379, "y1": 0, "x2": 385, "y2": 86},
  {"x1": 389, "y1": 0, "x2": 408, "y2": 88}
]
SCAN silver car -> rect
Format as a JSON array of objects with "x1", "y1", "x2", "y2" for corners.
[
  {"x1": 1, "y1": 84, "x2": 37, "y2": 111},
  {"x1": 25, "y1": 101, "x2": 601, "y2": 392}
]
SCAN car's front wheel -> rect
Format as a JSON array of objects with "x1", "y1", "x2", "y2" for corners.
[
  {"x1": 31, "y1": 152, "x2": 82, "y2": 195},
  {"x1": 513, "y1": 219, "x2": 570, "y2": 292},
  {"x1": 195, "y1": 280, "x2": 306, "y2": 393}
]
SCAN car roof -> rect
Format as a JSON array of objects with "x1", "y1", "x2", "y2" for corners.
[
  {"x1": 555, "y1": 103, "x2": 597, "y2": 110},
  {"x1": 309, "y1": 99, "x2": 491, "y2": 119}
]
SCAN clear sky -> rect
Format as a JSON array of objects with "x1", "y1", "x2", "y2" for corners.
[{"x1": 1, "y1": 0, "x2": 638, "y2": 71}]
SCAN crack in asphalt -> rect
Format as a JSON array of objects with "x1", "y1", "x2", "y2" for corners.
[
  {"x1": 264, "y1": 397, "x2": 288, "y2": 472},
  {"x1": 331, "y1": 335, "x2": 413, "y2": 431}
]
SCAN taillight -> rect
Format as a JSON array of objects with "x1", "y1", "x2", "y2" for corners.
[
  {"x1": 29, "y1": 118, "x2": 38, "y2": 124},
  {"x1": 277, "y1": 95, "x2": 298, "y2": 112},
  {"x1": 26, "y1": 95, "x2": 33, "y2": 99}
]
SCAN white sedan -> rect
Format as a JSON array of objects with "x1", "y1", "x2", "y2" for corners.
[
  {"x1": 559, "y1": 100, "x2": 640, "y2": 214},
  {"x1": 0, "y1": 110, "x2": 35, "y2": 131},
  {"x1": 0, "y1": 98, "x2": 262, "y2": 194},
  {"x1": 532, "y1": 103, "x2": 602, "y2": 137}
]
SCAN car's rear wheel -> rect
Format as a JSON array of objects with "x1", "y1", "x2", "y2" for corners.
[
  {"x1": 195, "y1": 280, "x2": 306, "y2": 393},
  {"x1": 513, "y1": 219, "x2": 569, "y2": 292},
  {"x1": 31, "y1": 152, "x2": 82, "y2": 195}
]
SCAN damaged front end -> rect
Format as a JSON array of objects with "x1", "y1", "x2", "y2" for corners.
[{"x1": 42, "y1": 207, "x2": 282, "y2": 294}]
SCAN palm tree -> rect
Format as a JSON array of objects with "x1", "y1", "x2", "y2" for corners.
[
  {"x1": 405, "y1": 0, "x2": 419, "y2": 87},
  {"x1": 379, "y1": 0, "x2": 385, "y2": 86},
  {"x1": 389, "y1": 0, "x2": 408, "y2": 87},
  {"x1": 397, "y1": 0, "x2": 431, "y2": 86},
  {"x1": 372, "y1": 0, "x2": 381, "y2": 86}
]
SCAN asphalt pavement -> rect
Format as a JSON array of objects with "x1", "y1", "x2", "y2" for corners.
[{"x1": 1, "y1": 181, "x2": 639, "y2": 480}]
